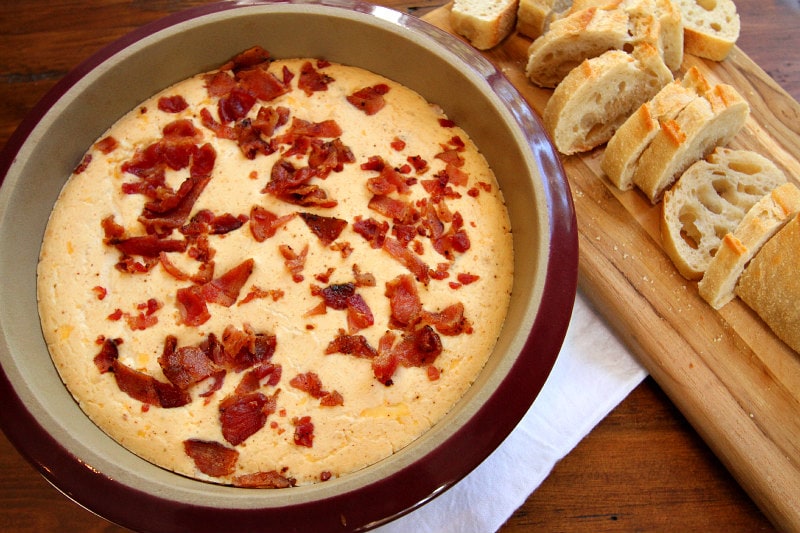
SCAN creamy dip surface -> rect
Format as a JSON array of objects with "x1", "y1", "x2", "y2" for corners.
[{"x1": 37, "y1": 48, "x2": 513, "y2": 487}]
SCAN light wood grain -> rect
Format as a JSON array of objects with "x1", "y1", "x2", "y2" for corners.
[{"x1": 421, "y1": 5, "x2": 800, "y2": 531}]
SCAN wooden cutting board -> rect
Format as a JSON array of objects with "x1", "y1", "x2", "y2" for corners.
[{"x1": 422, "y1": 6, "x2": 800, "y2": 532}]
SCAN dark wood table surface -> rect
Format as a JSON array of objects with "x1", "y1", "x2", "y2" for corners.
[{"x1": 0, "y1": 1, "x2": 797, "y2": 531}]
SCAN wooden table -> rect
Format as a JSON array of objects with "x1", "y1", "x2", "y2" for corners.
[{"x1": 0, "y1": 1, "x2": 796, "y2": 531}]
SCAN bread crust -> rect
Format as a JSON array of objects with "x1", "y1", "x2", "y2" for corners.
[
  {"x1": 633, "y1": 83, "x2": 749, "y2": 203},
  {"x1": 543, "y1": 44, "x2": 672, "y2": 155},
  {"x1": 660, "y1": 148, "x2": 786, "y2": 280},
  {"x1": 602, "y1": 75, "x2": 701, "y2": 190},
  {"x1": 451, "y1": 0, "x2": 520, "y2": 49},
  {"x1": 699, "y1": 183, "x2": 800, "y2": 309},
  {"x1": 676, "y1": 0, "x2": 740, "y2": 61},
  {"x1": 736, "y1": 213, "x2": 800, "y2": 353},
  {"x1": 525, "y1": 6, "x2": 630, "y2": 88}
]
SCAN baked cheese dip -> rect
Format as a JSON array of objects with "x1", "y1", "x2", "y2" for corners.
[{"x1": 37, "y1": 47, "x2": 513, "y2": 487}]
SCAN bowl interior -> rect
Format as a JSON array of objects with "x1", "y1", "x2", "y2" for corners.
[{"x1": 0, "y1": 1, "x2": 571, "y2": 531}]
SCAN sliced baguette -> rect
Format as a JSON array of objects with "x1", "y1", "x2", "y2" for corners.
[
  {"x1": 451, "y1": 0, "x2": 520, "y2": 50},
  {"x1": 626, "y1": 0, "x2": 684, "y2": 72},
  {"x1": 602, "y1": 67, "x2": 708, "y2": 190},
  {"x1": 735, "y1": 211, "x2": 800, "y2": 354},
  {"x1": 516, "y1": 0, "x2": 558, "y2": 39},
  {"x1": 633, "y1": 82, "x2": 750, "y2": 203},
  {"x1": 699, "y1": 182, "x2": 800, "y2": 309},
  {"x1": 675, "y1": 0, "x2": 740, "y2": 61},
  {"x1": 525, "y1": 6, "x2": 630, "y2": 88},
  {"x1": 660, "y1": 147, "x2": 787, "y2": 280},
  {"x1": 543, "y1": 44, "x2": 673, "y2": 155}
]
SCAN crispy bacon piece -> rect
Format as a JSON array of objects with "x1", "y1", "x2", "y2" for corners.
[
  {"x1": 184, "y1": 439, "x2": 239, "y2": 477},
  {"x1": 394, "y1": 325, "x2": 442, "y2": 367},
  {"x1": 372, "y1": 331, "x2": 399, "y2": 385},
  {"x1": 219, "y1": 325, "x2": 277, "y2": 372},
  {"x1": 320, "y1": 390, "x2": 344, "y2": 406},
  {"x1": 280, "y1": 117, "x2": 343, "y2": 139},
  {"x1": 249, "y1": 206, "x2": 295, "y2": 242},
  {"x1": 180, "y1": 209, "x2": 245, "y2": 237},
  {"x1": 235, "y1": 363, "x2": 282, "y2": 394},
  {"x1": 218, "y1": 87, "x2": 256, "y2": 122},
  {"x1": 352, "y1": 216, "x2": 389, "y2": 249},
  {"x1": 219, "y1": 391, "x2": 275, "y2": 446},
  {"x1": 112, "y1": 359, "x2": 191, "y2": 408},
  {"x1": 289, "y1": 372, "x2": 326, "y2": 398},
  {"x1": 233, "y1": 470, "x2": 296, "y2": 488},
  {"x1": 175, "y1": 259, "x2": 255, "y2": 325},
  {"x1": 308, "y1": 138, "x2": 355, "y2": 179},
  {"x1": 420, "y1": 302, "x2": 473, "y2": 336},
  {"x1": 298, "y1": 61, "x2": 334, "y2": 95},
  {"x1": 279, "y1": 244, "x2": 308, "y2": 283},
  {"x1": 292, "y1": 416, "x2": 314, "y2": 447},
  {"x1": 94, "y1": 135, "x2": 118, "y2": 154},
  {"x1": 385, "y1": 274, "x2": 422, "y2": 329},
  {"x1": 252, "y1": 105, "x2": 290, "y2": 137},
  {"x1": 368, "y1": 194, "x2": 418, "y2": 225},
  {"x1": 346, "y1": 84, "x2": 390, "y2": 115},
  {"x1": 382, "y1": 238, "x2": 430, "y2": 285},
  {"x1": 141, "y1": 173, "x2": 214, "y2": 235},
  {"x1": 288, "y1": 372, "x2": 343, "y2": 406},
  {"x1": 221, "y1": 45, "x2": 271, "y2": 72},
  {"x1": 457, "y1": 272, "x2": 479, "y2": 285},
  {"x1": 325, "y1": 332, "x2": 377, "y2": 359},
  {"x1": 93, "y1": 337, "x2": 122, "y2": 373},
  {"x1": 318, "y1": 283, "x2": 374, "y2": 333},
  {"x1": 366, "y1": 164, "x2": 412, "y2": 196},
  {"x1": 345, "y1": 293, "x2": 374, "y2": 332},
  {"x1": 111, "y1": 235, "x2": 187, "y2": 257},
  {"x1": 237, "y1": 68, "x2": 291, "y2": 102},
  {"x1": 200, "y1": 258, "x2": 254, "y2": 307},
  {"x1": 299, "y1": 212, "x2": 347, "y2": 245},
  {"x1": 176, "y1": 285, "x2": 211, "y2": 326},
  {"x1": 158, "y1": 95, "x2": 189, "y2": 113},
  {"x1": 264, "y1": 158, "x2": 337, "y2": 208},
  {"x1": 73, "y1": 154, "x2": 92, "y2": 174},
  {"x1": 159, "y1": 335, "x2": 220, "y2": 390}
]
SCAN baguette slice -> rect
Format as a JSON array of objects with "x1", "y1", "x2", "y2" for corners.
[
  {"x1": 525, "y1": 6, "x2": 630, "y2": 88},
  {"x1": 699, "y1": 183, "x2": 800, "y2": 309},
  {"x1": 675, "y1": 0, "x2": 740, "y2": 61},
  {"x1": 626, "y1": 0, "x2": 684, "y2": 72},
  {"x1": 660, "y1": 148, "x2": 787, "y2": 280},
  {"x1": 633, "y1": 82, "x2": 750, "y2": 203},
  {"x1": 602, "y1": 67, "x2": 708, "y2": 190},
  {"x1": 543, "y1": 44, "x2": 673, "y2": 155},
  {"x1": 516, "y1": 0, "x2": 556, "y2": 39},
  {"x1": 736, "y1": 212, "x2": 800, "y2": 354},
  {"x1": 451, "y1": 0, "x2": 520, "y2": 50}
]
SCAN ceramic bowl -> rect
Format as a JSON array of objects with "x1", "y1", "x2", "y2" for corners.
[{"x1": 0, "y1": 1, "x2": 577, "y2": 531}]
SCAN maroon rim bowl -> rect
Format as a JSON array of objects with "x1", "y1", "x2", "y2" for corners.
[{"x1": 0, "y1": 1, "x2": 577, "y2": 531}]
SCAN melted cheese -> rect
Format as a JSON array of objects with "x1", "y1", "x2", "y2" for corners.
[{"x1": 37, "y1": 58, "x2": 513, "y2": 485}]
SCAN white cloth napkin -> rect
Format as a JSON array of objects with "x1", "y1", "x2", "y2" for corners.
[{"x1": 375, "y1": 288, "x2": 648, "y2": 532}]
